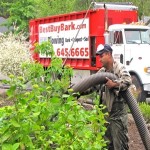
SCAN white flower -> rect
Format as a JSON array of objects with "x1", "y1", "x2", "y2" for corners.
[{"x1": 0, "y1": 33, "x2": 32, "y2": 76}]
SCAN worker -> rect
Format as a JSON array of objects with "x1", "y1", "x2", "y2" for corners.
[{"x1": 96, "y1": 44, "x2": 132, "y2": 150}]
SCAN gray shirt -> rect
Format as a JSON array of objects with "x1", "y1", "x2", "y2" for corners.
[{"x1": 98, "y1": 61, "x2": 132, "y2": 112}]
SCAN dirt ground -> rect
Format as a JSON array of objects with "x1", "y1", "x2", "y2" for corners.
[
  {"x1": 128, "y1": 114, "x2": 147, "y2": 150},
  {"x1": 0, "y1": 91, "x2": 149, "y2": 150}
]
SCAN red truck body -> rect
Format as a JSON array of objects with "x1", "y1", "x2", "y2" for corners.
[{"x1": 29, "y1": 6, "x2": 138, "y2": 70}]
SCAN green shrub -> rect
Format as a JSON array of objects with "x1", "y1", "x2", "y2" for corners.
[
  {"x1": 0, "y1": 41, "x2": 107, "y2": 149},
  {"x1": 139, "y1": 102, "x2": 150, "y2": 123}
]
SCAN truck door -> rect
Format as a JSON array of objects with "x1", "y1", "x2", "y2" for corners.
[{"x1": 110, "y1": 30, "x2": 125, "y2": 65}]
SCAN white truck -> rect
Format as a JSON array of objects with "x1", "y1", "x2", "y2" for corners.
[{"x1": 108, "y1": 24, "x2": 150, "y2": 101}]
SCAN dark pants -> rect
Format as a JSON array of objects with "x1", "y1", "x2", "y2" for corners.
[{"x1": 105, "y1": 102, "x2": 129, "y2": 150}]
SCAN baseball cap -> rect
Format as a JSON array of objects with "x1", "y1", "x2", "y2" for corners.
[{"x1": 96, "y1": 44, "x2": 113, "y2": 55}]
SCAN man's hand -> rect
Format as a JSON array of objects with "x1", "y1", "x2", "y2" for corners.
[{"x1": 105, "y1": 77, "x2": 119, "y2": 89}]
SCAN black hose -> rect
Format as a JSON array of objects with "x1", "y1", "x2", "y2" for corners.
[
  {"x1": 121, "y1": 89, "x2": 150, "y2": 150},
  {"x1": 72, "y1": 72, "x2": 116, "y2": 93},
  {"x1": 72, "y1": 72, "x2": 150, "y2": 150}
]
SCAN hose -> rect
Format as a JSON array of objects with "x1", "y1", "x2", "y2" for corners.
[{"x1": 72, "y1": 72, "x2": 150, "y2": 150}]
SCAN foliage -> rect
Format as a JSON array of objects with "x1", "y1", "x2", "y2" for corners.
[
  {"x1": 0, "y1": 41, "x2": 107, "y2": 149},
  {"x1": 0, "y1": 32, "x2": 31, "y2": 77},
  {"x1": 0, "y1": 0, "x2": 13, "y2": 18},
  {"x1": 35, "y1": 0, "x2": 76, "y2": 18},
  {"x1": 139, "y1": 102, "x2": 150, "y2": 123},
  {"x1": 32, "y1": 0, "x2": 150, "y2": 20},
  {"x1": 34, "y1": 41, "x2": 54, "y2": 57},
  {"x1": 1, "y1": 0, "x2": 36, "y2": 34}
]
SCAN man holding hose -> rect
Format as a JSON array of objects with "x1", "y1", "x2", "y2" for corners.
[{"x1": 95, "y1": 44, "x2": 132, "y2": 150}]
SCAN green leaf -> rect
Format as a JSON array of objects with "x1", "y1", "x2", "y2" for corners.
[
  {"x1": 2, "y1": 144, "x2": 12, "y2": 150},
  {"x1": 1, "y1": 131, "x2": 12, "y2": 143},
  {"x1": 50, "y1": 97, "x2": 60, "y2": 103},
  {"x1": 7, "y1": 85, "x2": 17, "y2": 96},
  {"x1": 68, "y1": 114, "x2": 75, "y2": 123},
  {"x1": 12, "y1": 143, "x2": 20, "y2": 150},
  {"x1": 32, "y1": 112, "x2": 40, "y2": 117},
  {"x1": 11, "y1": 119, "x2": 20, "y2": 127}
]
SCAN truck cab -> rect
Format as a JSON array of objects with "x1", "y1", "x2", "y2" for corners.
[{"x1": 107, "y1": 24, "x2": 150, "y2": 101}]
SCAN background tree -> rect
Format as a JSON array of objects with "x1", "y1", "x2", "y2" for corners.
[
  {"x1": 0, "y1": 0, "x2": 13, "y2": 18},
  {"x1": 0, "y1": 0, "x2": 36, "y2": 34},
  {"x1": 33, "y1": 0, "x2": 150, "y2": 20},
  {"x1": 35, "y1": 0, "x2": 76, "y2": 17}
]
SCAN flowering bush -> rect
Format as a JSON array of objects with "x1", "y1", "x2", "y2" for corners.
[
  {"x1": 0, "y1": 61, "x2": 107, "y2": 150},
  {"x1": 0, "y1": 41, "x2": 107, "y2": 149},
  {"x1": 0, "y1": 33, "x2": 31, "y2": 76}
]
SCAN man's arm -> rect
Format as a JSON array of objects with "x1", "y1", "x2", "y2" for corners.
[
  {"x1": 105, "y1": 62, "x2": 132, "y2": 93},
  {"x1": 105, "y1": 77, "x2": 120, "y2": 89}
]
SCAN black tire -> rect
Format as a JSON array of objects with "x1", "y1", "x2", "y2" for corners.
[{"x1": 131, "y1": 75, "x2": 147, "y2": 102}]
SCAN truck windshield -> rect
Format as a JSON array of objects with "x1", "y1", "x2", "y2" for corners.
[{"x1": 125, "y1": 29, "x2": 150, "y2": 44}]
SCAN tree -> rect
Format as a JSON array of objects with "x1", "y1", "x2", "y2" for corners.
[
  {"x1": 35, "y1": 0, "x2": 76, "y2": 17},
  {"x1": 0, "y1": 0, "x2": 14, "y2": 18},
  {"x1": 2, "y1": 0, "x2": 36, "y2": 34}
]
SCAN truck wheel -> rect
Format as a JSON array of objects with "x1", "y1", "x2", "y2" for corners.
[{"x1": 131, "y1": 75, "x2": 147, "y2": 102}]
